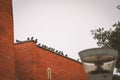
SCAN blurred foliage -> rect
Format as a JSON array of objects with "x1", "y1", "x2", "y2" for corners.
[
  {"x1": 91, "y1": 21, "x2": 120, "y2": 70},
  {"x1": 91, "y1": 4, "x2": 120, "y2": 80}
]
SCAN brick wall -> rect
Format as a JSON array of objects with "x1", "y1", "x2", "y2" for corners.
[
  {"x1": 14, "y1": 41, "x2": 36, "y2": 80},
  {"x1": 15, "y1": 41, "x2": 88, "y2": 80},
  {"x1": 0, "y1": 0, "x2": 88, "y2": 80},
  {"x1": 0, "y1": 0, "x2": 15, "y2": 80}
]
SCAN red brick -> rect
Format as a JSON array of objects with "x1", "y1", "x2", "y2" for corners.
[
  {"x1": 15, "y1": 42, "x2": 36, "y2": 80},
  {"x1": 15, "y1": 41, "x2": 88, "y2": 80},
  {"x1": 0, "y1": 0, "x2": 15, "y2": 80},
  {"x1": 0, "y1": 0, "x2": 88, "y2": 80}
]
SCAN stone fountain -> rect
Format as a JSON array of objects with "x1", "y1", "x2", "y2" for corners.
[{"x1": 79, "y1": 48, "x2": 118, "y2": 80}]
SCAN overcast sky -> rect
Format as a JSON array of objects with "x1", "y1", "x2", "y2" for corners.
[{"x1": 12, "y1": 0, "x2": 120, "y2": 60}]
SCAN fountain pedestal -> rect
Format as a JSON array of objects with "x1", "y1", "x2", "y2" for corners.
[{"x1": 79, "y1": 48, "x2": 118, "y2": 80}]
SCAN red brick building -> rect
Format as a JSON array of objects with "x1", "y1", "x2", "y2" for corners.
[
  {"x1": 0, "y1": 0, "x2": 88, "y2": 80},
  {"x1": 14, "y1": 40, "x2": 88, "y2": 80},
  {"x1": 0, "y1": 0, "x2": 15, "y2": 80}
]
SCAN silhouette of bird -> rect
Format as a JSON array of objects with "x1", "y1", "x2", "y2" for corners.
[
  {"x1": 16, "y1": 39, "x2": 21, "y2": 43},
  {"x1": 65, "y1": 54, "x2": 68, "y2": 57},
  {"x1": 27, "y1": 37, "x2": 30, "y2": 40},
  {"x1": 35, "y1": 39, "x2": 38, "y2": 43},
  {"x1": 53, "y1": 49, "x2": 55, "y2": 51},
  {"x1": 56, "y1": 50, "x2": 58, "y2": 53},
  {"x1": 117, "y1": 5, "x2": 120, "y2": 9},
  {"x1": 61, "y1": 52, "x2": 64, "y2": 55},
  {"x1": 38, "y1": 43, "x2": 41, "y2": 46},
  {"x1": 31, "y1": 37, "x2": 34, "y2": 40}
]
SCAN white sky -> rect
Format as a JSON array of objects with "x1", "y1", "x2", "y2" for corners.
[{"x1": 12, "y1": 0, "x2": 120, "y2": 60}]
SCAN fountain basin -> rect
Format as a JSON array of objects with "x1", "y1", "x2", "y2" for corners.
[{"x1": 79, "y1": 48, "x2": 118, "y2": 80}]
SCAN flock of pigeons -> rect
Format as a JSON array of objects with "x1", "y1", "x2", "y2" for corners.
[{"x1": 16, "y1": 37, "x2": 80, "y2": 62}]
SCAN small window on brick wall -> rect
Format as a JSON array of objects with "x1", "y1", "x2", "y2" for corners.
[{"x1": 47, "y1": 67, "x2": 52, "y2": 80}]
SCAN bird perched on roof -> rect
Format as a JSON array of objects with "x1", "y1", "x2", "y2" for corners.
[
  {"x1": 35, "y1": 39, "x2": 38, "y2": 43},
  {"x1": 31, "y1": 37, "x2": 34, "y2": 40},
  {"x1": 65, "y1": 54, "x2": 68, "y2": 57},
  {"x1": 117, "y1": 5, "x2": 120, "y2": 9},
  {"x1": 27, "y1": 37, "x2": 30, "y2": 40},
  {"x1": 38, "y1": 43, "x2": 41, "y2": 46},
  {"x1": 16, "y1": 39, "x2": 21, "y2": 43}
]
